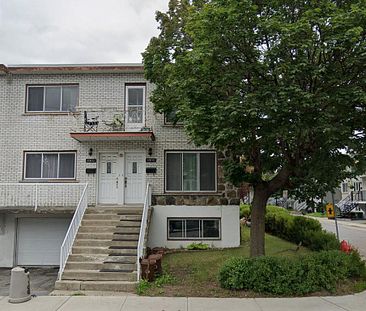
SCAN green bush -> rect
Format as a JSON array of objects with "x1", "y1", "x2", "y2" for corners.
[
  {"x1": 240, "y1": 204, "x2": 251, "y2": 218},
  {"x1": 187, "y1": 242, "x2": 210, "y2": 250},
  {"x1": 264, "y1": 206, "x2": 340, "y2": 251},
  {"x1": 219, "y1": 250, "x2": 366, "y2": 295}
]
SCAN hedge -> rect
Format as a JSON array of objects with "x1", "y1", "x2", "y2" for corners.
[
  {"x1": 219, "y1": 250, "x2": 366, "y2": 295},
  {"x1": 241, "y1": 204, "x2": 340, "y2": 251}
]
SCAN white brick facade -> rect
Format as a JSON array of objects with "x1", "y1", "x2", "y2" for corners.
[{"x1": 0, "y1": 67, "x2": 240, "y2": 206}]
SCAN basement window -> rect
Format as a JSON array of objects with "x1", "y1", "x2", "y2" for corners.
[{"x1": 167, "y1": 218, "x2": 221, "y2": 240}]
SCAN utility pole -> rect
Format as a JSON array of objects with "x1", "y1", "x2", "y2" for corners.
[{"x1": 331, "y1": 192, "x2": 340, "y2": 241}]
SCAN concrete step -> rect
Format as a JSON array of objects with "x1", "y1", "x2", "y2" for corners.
[
  {"x1": 102, "y1": 262, "x2": 136, "y2": 271},
  {"x1": 117, "y1": 220, "x2": 141, "y2": 227},
  {"x1": 65, "y1": 262, "x2": 104, "y2": 270},
  {"x1": 114, "y1": 227, "x2": 140, "y2": 234},
  {"x1": 72, "y1": 246, "x2": 137, "y2": 256},
  {"x1": 68, "y1": 254, "x2": 110, "y2": 262},
  {"x1": 81, "y1": 220, "x2": 121, "y2": 226},
  {"x1": 74, "y1": 239, "x2": 138, "y2": 247},
  {"x1": 76, "y1": 232, "x2": 114, "y2": 240},
  {"x1": 83, "y1": 214, "x2": 142, "y2": 221},
  {"x1": 87, "y1": 207, "x2": 143, "y2": 213},
  {"x1": 81, "y1": 220, "x2": 141, "y2": 227},
  {"x1": 55, "y1": 280, "x2": 137, "y2": 292},
  {"x1": 62, "y1": 270, "x2": 136, "y2": 281},
  {"x1": 76, "y1": 232, "x2": 139, "y2": 240},
  {"x1": 78, "y1": 226, "x2": 117, "y2": 233},
  {"x1": 105, "y1": 256, "x2": 137, "y2": 263}
]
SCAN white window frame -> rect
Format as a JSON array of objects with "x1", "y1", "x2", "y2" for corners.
[
  {"x1": 167, "y1": 218, "x2": 221, "y2": 240},
  {"x1": 165, "y1": 151, "x2": 217, "y2": 193},
  {"x1": 125, "y1": 85, "x2": 146, "y2": 130},
  {"x1": 341, "y1": 182, "x2": 349, "y2": 193},
  {"x1": 24, "y1": 151, "x2": 76, "y2": 180},
  {"x1": 353, "y1": 181, "x2": 362, "y2": 192},
  {"x1": 26, "y1": 85, "x2": 79, "y2": 113}
]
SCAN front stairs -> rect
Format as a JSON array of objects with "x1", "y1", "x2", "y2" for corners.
[{"x1": 55, "y1": 205, "x2": 144, "y2": 292}]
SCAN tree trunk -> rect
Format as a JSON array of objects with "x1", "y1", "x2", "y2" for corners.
[{"x1": 250, "y1": 187, "x2": 270, "y2": 257}]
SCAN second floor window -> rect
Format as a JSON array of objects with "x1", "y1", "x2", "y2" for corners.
[
  {"x1": 24, "y1": 152, "x2": 76, "y2": 180},
  {"x1": 126, "y1": 85, "x2": 145, "y2": 126},
  {"x1": 26, "y1": 85, "x2": 79, "y2": 112}
]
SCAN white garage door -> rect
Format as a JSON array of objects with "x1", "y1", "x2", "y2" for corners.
[{"x1": 17, "y1": 218, "x2": 71, "y2": 266}]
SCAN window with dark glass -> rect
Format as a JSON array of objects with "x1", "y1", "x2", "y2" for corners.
[
  {"x1": 24, "y1": 152, "x2": 76, "y2": 179},
  {"x1": 27, "y1": 85, "x2": 78, "y2": 112},
  {"x1": 165, "y1": 108, "x2": 182, "y2": 124},
  {"x1": 166, "y1": 152, "x2": 216, "y2": 192},
  {"x1": 168, "y1": 218, "x2": 220, "y2": 239}
]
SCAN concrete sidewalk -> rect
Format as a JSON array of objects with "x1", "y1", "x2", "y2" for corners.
[{"x1": 0, "y1": 292, "x2": 365, "y2": 311}]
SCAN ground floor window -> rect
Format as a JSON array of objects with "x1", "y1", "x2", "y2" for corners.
[
  {"x1": 165, "y1": 151, "x2": 216, "y2": 192},
  {"x1": 24, "y1": 151, "x2": 76, "y2": 180},
  {"x1": 168, "y1": 218, "x2": 221, "y2": 240}
]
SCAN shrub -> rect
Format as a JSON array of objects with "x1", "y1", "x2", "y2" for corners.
[
  {"x1": 240, "y1": 204, "x2": 251, "y2": 219},
  {"x1": 264, "y1": 205, "x2": 340, "y2": 251},
  {"x1": 219, "y1": 250, "x2": 366, "y2": 295},
  {"x1": 187, "y1": 242, "x2": 210, "y2": 250}
]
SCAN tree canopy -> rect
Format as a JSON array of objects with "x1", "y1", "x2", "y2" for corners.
[{"x1": 143, "y1": 0, "x2": 366, "y2": 256}]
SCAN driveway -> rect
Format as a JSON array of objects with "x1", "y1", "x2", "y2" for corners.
[
  {"x1": 0, "y1": 267, "x2": 58, "y2": 296},
  {"x1": 316, "y1": 218, "x2": 366, "y2": 258}
]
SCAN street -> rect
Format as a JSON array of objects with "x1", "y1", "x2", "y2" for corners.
[{"x1": 316, "y1": 218, "x2": 366, "y2": 258}]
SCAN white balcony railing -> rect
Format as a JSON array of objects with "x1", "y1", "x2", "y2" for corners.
[
  {"x1": 0, "y1": 183, "x2": 87, "y2": 211},
  {"x1": 137, "y1": 183, "x2": 152, "y2": 281},
  {"x1": 352, "y1": 190, "x2": 366, "y2": 202},
  {"x1": 59, "y1": 183, "x2": 88, "y2": 280}
]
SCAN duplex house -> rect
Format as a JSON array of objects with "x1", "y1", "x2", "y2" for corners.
[
  {"x1": 337, "y1": 175, "x2": 366, "y2": 217},
  {"x1": 0, "y1": 64, "x2": 240, "y2": 291}
]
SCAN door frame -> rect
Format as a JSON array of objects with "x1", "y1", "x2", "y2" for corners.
[
  {"x1": 97, "y1": 150, "x2": 146, "y2": 205},
  {"x1": 124, "y1": 84, "x2": 146, "y2": 132},
  {"x1": 124, "y1": 151, "x2": 146, "y2": 204},
  {"x1": 97, "y1": 151, "x2": 124, "y2": 205}
]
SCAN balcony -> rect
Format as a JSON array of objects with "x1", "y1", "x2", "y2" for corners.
[
  {"x1": 0, "y1": 183, "x2": 87, "y2": 211},
  {"x1": 352, "y1": 190, "x2": 366, "y2": 203},
  {"x1": 70, "y1": 110, "x2": 155, "y2": 142}
]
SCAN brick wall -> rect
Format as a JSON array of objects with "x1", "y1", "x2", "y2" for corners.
[{"x1": 0, "y1": 71, "x2": 239, "y2": 206}]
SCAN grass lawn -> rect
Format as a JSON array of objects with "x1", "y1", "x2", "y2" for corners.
[
  {"x1": 139, "y1": 226, "x2": 312, "y2": 297},
  {"x1": 139, "y1": 225, "x2": 366, "y2": 297},
  {"x1": 307, "y1": 212, "x2": 327, "y2": 218}
]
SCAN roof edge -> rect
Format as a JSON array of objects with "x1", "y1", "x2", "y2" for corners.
[{"x1": 0, "y1": 63, "x2": 144, "y2": 75}]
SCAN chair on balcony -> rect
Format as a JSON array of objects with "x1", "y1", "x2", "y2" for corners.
[{"x1": 84, "y1": 111, "x2": 99, "y2": 132}]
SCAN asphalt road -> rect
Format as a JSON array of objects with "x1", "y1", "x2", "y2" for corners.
[{"x1": 316, "y1": 218, "x2": 366, "y2": 258}]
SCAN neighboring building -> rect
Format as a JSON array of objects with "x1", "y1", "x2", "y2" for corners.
[
  {"x1": 338, "y1": 175, "x2": 366, "y2": 217},
  {"x1": 0, "y1": 64, "x2": 239, "y2": 290}
]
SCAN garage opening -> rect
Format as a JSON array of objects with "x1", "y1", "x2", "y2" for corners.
[{"x1": 16, "y1": 217, "x2": 71, "y2": 266}]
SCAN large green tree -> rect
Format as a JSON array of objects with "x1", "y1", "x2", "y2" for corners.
[{"x1": 143, "y1": 0, "x2": 366, "y2": 256}]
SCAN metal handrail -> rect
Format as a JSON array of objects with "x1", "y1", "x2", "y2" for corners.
[
  {"x1": 58, "y1": 183, "x2": 88, "y2": 280},
  {"x1": 336, "y1": 194, "x2": 351, "y2": 210},
  {"x1": 137, "y1": 183, "x2": 152, "y2": 281}
]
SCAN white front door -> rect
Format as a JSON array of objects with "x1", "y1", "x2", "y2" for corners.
[
  {"x1": 98, "y1": 153, "x2": 123, "y2": 204},
  {"x1": 125, "y1": 152, "x2": 145, "y2": 204}
]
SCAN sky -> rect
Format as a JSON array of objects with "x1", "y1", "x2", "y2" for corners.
[{"x1": 0, "y1": 0, "x2": 169, "y2": 65}]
